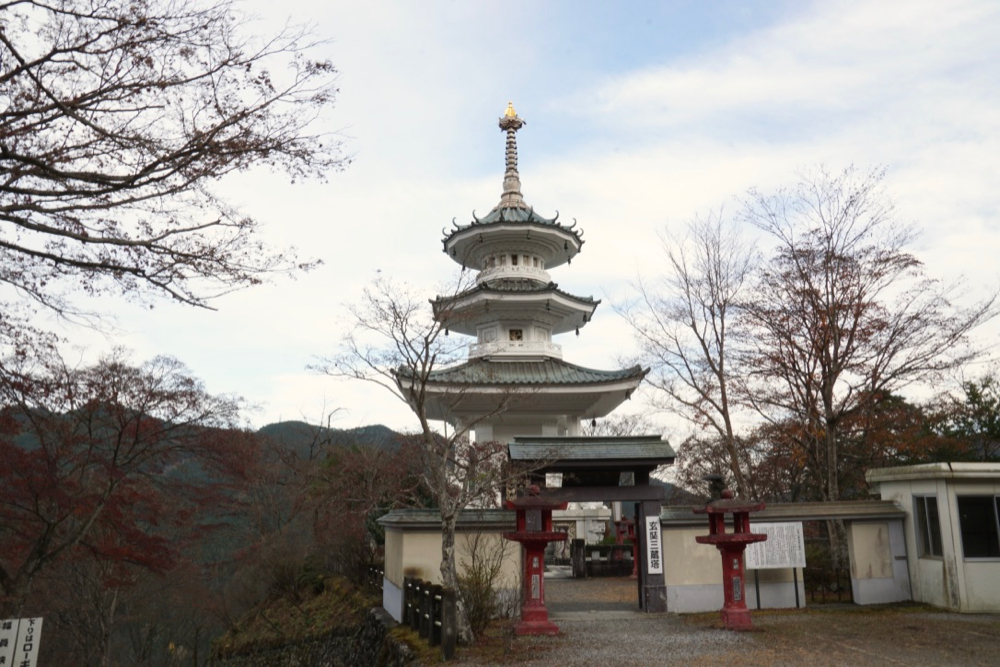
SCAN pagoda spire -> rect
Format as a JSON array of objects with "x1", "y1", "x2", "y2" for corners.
[{"x1": 498, "y1": 102, "x2": 527, "y2": 209}]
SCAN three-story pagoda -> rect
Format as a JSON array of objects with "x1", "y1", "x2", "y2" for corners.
[{"x1": 398, "y1": 104, "x2": 648, "y2": 444}]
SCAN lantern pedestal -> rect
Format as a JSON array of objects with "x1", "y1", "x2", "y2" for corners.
[
  {"x1": 503, "y1": 488, "x2": 568, "y2": 636},
  {"x1": 693, "y1": 490, "x2": 766, "y2": 631}
]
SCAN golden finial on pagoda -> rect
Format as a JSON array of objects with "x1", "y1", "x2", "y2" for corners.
[{"x1": 505, "y1": 102, "x2": 517, "y2": 118}]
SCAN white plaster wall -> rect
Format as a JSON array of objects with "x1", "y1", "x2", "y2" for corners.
[
  {"x1": 963, "y1": 562, "x2": 1000, "y2": 612},
  {"x1": 663, "y1": 526, "x2": 802, "y2": 612},
  {"x1": 383, "y1": 579, "x2": 404, "y2": 622},
  {"x1": 849, "y1": 522, "x2": 893, "y2": 580},
  {"x1": 401, "y1": 532, "x2": 446, "y2": 584},
  {"x1": 847, "y1": 520, "x2": 911, "y2": 605},
  {"x1": 385, "y1": 529, "x2": 404, "y2": 587},
  {"x1": 663, "y1": 527, "x2": 721, "y2": 586},
  {"x1": 394, "y1": 529, "x2": 522, "y2": 590},
  {"x1": 454, "y1": 531, "x2": 522, "y2": 592},
  {"x1": 745, "y1": 568, "x2": 805, "y2": 610}
]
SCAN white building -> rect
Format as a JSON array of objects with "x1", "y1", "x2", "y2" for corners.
[{"x1": 867, "y1": 462, "x2": 1000, "y2": 612}]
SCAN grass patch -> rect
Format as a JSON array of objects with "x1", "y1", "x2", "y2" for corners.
[
  {"x1": 213, "y1": 576, "x2": 379, "y2": 658},
  {"x1": 454, "y1": 620, "x2": 565, "y2": 664},
  {"x1": 388, "y1": 625, "x2": 442, "y2": 664}
]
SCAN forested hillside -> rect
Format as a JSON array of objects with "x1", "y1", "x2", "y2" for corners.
[{"x1": 0, "y1": 359, "x2": 422, "y2": 666}]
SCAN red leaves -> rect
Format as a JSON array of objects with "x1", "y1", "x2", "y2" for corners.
[{"x1": 0, "y1": 350, "x2": 256, "y2": 612}]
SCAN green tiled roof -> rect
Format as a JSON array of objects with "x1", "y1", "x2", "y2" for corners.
[
  {"x1": 414, "y1": 358, "x2": 647, "y2": 385},
  {"x1": 509, "y1": 437, "x2": 676, "y2": 462},
  {"x1": 431, "y1": 282, "x2": 598, "y2": 305},
  {"x1": 478, "y1": 205, "x2": 559, "y2": 225},
  {"x1": 442, "y1": 205, "x2": 584, "y2": 245}
]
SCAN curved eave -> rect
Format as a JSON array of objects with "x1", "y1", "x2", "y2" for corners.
[
  {"x1": 408, "y1": 365, "x2": 647, "y2": 420},
  {"x1": 431, "y1": 285, "x2": 599, "y2": 335},
  {"x1": 442, "y1": 219, "x2": 584, "y2": 271},
  {"x1": 396, "y1": 358, "x2": 647, "y2": 386}
]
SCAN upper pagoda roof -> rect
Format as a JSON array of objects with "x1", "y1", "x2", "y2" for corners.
[
  {"x1": 431, "y1": 281, "x2": 599, "y2": 335},
  {"x1": 416, "y1": 357, "x2": 647, "y2": 386},
  {"x1": 442, "y1": 104, "x2": 584, "y2": 270}
]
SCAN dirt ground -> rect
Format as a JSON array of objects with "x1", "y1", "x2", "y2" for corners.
[
  {"x1": 689, "y1": 606, "x2": 1000, "y2": 666},
  {"x1": 457, "y1": 576, "x2": 1000, "y2": 666}
]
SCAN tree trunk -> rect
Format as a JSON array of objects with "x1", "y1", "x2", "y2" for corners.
[
  {"x1": 440, "y1": 512, "x2": 474, "y2": 645},
  {"x1": 100, "y1": 587, "x2": 119, "y2": 667},
  {"x1": 823, "y1": 425, "x2": 848, "y2": 570},
  {"x1": 722, "y1": 431, "x2": 747, "y2": 497}
]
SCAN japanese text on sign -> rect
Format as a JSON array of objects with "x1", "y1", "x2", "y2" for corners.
[
  {"x1": 744, "y1": 522, "x2": 806, "y2": 569},
  {"x1": 646, "y1": 517, "x2": 663, "y2": 574},
  {"x1": 0, "y1": 618, "x2": 42, "y2": 667}
]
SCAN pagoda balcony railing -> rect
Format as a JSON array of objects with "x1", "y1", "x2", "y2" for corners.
[
  {"x1": 469, "y1": 340, "x2": 563, "y2": 359},
  {"x1": 477, "y1": 265, "x2": 551, "y2": 285}
]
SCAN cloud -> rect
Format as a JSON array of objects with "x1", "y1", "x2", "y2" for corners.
[{"x1": 53, "y1": 0, "x2": 1000, "y2": 431}]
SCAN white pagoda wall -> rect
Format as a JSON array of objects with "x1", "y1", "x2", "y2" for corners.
[{"x1": 474, "y1": 417, "x2": 581, "y2": 445}]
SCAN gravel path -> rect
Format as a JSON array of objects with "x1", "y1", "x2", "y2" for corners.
[{"x1": 456, "y1": 576, "x2": 1000, "y2": 666}]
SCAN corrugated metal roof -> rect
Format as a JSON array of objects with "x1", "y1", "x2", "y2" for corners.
[
  {"x1": 660, "y1": 500, "x2": 906, "y2": 526},
  {"x1": 509, "y1": 437, "x2": 675, "y2": 461},
  {"x1": 378, "y1": 508, "x2": 515, "y2": 530},
  {"x1": 419, "y1": 358, "x2": 647, "y2": 385}
]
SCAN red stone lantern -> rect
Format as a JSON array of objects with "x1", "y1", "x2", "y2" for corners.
[
  {"x1": 614, "y1": 517, "x2": 638, "y2": 578},
  {"x1": 503, "y1": 486, "x2": 568, "y2": 636},
  {"x1": 693, "y1": 489, "x2": 766, "y2": 630}
]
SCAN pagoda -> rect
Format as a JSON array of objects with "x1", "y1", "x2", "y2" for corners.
[
  {"x1": 397, "y1": 103, "x2": 648, "y2": 443},
  {"x1": 388, "y1": 104, "x2": 675, "y2": 615}
]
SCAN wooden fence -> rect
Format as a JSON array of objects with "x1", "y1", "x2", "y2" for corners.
[
  {"x1": 402, "y1": 575, "x2": 458, "y2": 661},
  {"x1": 366, "y1": 566, "x2": 385, "y2": 594}
]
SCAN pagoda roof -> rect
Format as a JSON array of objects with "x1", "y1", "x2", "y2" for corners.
[
  {"x1": 431, "y1": 281, "x2": 600, "y2": 337},
  {"x1": 416, "y1": 357, "x2": 647, "y2": 386},
  {"x1": 443, "y1": 205, "x2": 583, "y2": 242},
  {"x1": 432, "y1": 281, "x2": 597, "y2": 313},
  {"x1": 434, "y1": 281, "x2": 596, "y2": 302}
]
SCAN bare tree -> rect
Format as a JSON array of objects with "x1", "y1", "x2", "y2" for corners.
[
  {"x1": 313, "y1": 273, "x2": 527, "y2": 644},
  {"x1": 0, "y1": 0, "x2": 344, "y2": 332},
  {"x1": 741, "y1": 166, "x2": 996, "y2": 502},
  {"x1": 616, "y1": 213, "x2": 755, "y2": 495},
  {"x1": 739, "y1": 165, "x2": 997, "y2": 562}
]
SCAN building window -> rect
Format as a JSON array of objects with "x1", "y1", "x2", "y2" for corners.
[
  {"x1": 914, "y1": 496, "x2": 943, "y2": 557},
  {"x1": 957, "y1": 496, "x2": 1000, "y2": 559},
  {"x1": 511, "y1": 254, "x2": 518, "y2": 266},
  {"x1": 509, "y1": 329, "x2": 523, "y2": 341}
]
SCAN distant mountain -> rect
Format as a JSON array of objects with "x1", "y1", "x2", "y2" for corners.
[
  {"x1": 652, "y1": 477, "x2": 702, "y2": 506},
  {"x1": 256, "y1": 421, "x2": 405, "y2": 457}
]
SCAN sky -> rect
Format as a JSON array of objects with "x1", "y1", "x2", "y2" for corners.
[{"x1": 62, "y1": 0, "x2": 1000, "y2": 436}]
